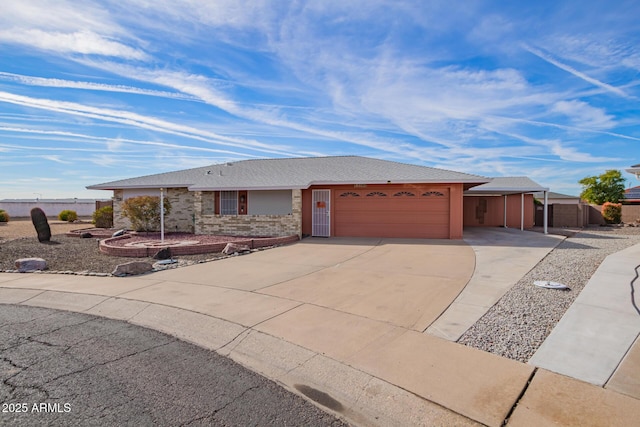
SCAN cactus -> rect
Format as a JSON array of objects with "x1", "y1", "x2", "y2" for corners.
[{"x1": 30, "y1": 207, "x2": 51, "y2": 243}]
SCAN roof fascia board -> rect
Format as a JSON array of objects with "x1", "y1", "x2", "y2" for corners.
[
  {"x1": 87, "y1": 184, "x2": 191, "y2": 190},
  {"x1": 307, "y1": 179, "x2": 490, "y2": 186},
  {"x1": 188, "y1": 185, "x2": 304, "y2": 191}
]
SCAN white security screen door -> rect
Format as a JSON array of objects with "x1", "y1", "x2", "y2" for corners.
[{"x1": 312, "y1": 189, "x2": 331, "y2": 237}]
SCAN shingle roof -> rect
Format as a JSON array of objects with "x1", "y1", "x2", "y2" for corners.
[
  {"x1": 465, "y1": 176, "x2": 548, "y2": 194},
  {"x1": 625, "y1": 186, "x2": 640, "y2": 200},
  {"x1": 532, "y1": 191, "x2": 579, "y2": 200},
  {"x1": 87, "y1": 156, "x2": 490, "y2": 191}
]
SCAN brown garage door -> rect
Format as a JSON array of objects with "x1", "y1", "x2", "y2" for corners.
[{"x1": 334, "y1": 187, "x2": 450, "y2": 238}]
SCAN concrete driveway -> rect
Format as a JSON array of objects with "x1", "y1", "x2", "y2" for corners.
[{"x1": 149, "y1": 237, "x2": 475, "y2": 331}]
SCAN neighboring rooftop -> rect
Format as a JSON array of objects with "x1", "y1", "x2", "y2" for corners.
[
  {"x1": 625, "y1": 164, "x2": 640, "y2": 178},
  {"x1": 465, "y1": 176, "x2": 549, "y2": 195},
  {"x1": 87, "y1": 156, "x2": 490, "y2": 191},
  {"x1": 625, "y1": 186, "x2": 640, "y2": 202},
  {"x1": 532, "y1": 191, "x2": 580, "y2": 200}
]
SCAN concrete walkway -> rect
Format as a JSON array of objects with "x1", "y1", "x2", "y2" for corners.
[
  {"x1": 1, "y1": 231, "x2": 640, "y2": 426},
  {"x1": 530, "y1": 242, "x2": 640, "y2": 391},
  {"x1": 427, "y1": 228, "x2": 564, "y2": 340}
]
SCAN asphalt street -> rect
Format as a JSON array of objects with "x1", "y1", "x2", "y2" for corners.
[{"x1": 0, "y1": 304, "x2": 348, "y2": 426}]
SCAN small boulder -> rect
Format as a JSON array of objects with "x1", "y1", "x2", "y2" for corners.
[
  {"x1": 222, "y1": 242, "x2": 251, "y2": 255},
  {"x1": 15, "y1": 258, "x2": 47, "y2": 273},
  {"x1": 153, "y1": 247, "x2": 172, "y2": 260},
  {"x1": 80, "y1": 232, "x2": 93, "y2": 238},
  {"x1": 112, "y1": 229, "x2": 126, "y2": 237},
  {"x1": 111, "y1": 261, "x2": 153, "y2": 277}
]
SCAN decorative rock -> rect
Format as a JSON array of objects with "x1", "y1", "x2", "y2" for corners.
[
  {"x1": 15, "y1": 258, "x2": 47, "y2": 273},
  {"x1": 222, "y1": 243, "x2": 251, "y2": 255},
  {"x1": 80, "y1": 232, "x2": 93, "y2": 238},
  {"x1": 111, "y1": 261, "x2": 153, "y2": 277},
  {"x1": 112, "y1": 229, "x2": 126, "y2": 237},
  {"x1": 153, "y1": 247, "x2": 172, "y2": 260}
]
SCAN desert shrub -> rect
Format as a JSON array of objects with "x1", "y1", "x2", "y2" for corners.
[
  {"x1": 0, "y1": 209, "x2": 9, "y2": 222},
  {"x1": 122, "y1": 196, "x2": 172, "y2": 232},
  {"x1": 58, "y1": 209, "x2": 78, "y2": 222},
  {"x1": 92, "y1": 206, "x2": 114, "y2": 228},
  {"x1": 602, "y1": 202, "x2": 622, "y2": 224}
]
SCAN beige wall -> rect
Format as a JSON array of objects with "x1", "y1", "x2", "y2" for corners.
[
  {"x1": 194, "y1": 189, "x2": 302, "y2": 237},
  {"x1": 622, "y1": 205, "x2": 640, "y2": 223},
  {"x1": 552, "y1": 203, "x2": 588, "y2": 227}
]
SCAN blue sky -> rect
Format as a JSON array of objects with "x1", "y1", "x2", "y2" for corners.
[{"x1": 1, "y1": 0, "x2": 639, "y2": 199}]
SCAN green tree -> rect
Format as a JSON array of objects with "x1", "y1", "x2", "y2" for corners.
[
  {"x1": 122, "y1": 196, "x2": 172, "y2": 232},
  {"x1": 578, "y1": 170, "x2": 626, "y2": 204}
]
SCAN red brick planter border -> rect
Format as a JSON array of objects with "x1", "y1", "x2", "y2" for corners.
[{"x1": 99, "y1": 234, "x2": 299, "y2": 257}]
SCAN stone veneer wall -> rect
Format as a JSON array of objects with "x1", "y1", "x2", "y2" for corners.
[
  {"x1": 113, "y1": 189, "x2": 126, "y2": 229},
  {"x1": 194, "y1": 189, "x2": 302, "y2": 237},
  {"x1": 112, "y1": 188, "x2": 193, "y2": 232},
  {"x1": 164, "y1": 188, "x2": 195, "y2": 233}
]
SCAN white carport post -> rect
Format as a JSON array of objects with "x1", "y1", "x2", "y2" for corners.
[
  {"x1": 520, "y1": 193, "x2": 524, "y2": 231},
  {"x1": 160, "y1": 188, "x2": 165, "y2": 243},
  {"x1": 543, "y1": 190, "x2": 548, "y2": 234},
  {"x1": 503, "y1": 195, "x2": 508, "y2": 228}
]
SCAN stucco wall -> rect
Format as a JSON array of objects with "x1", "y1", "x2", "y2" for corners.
[
  {"x1": 0, "y1": 200, "x2": 100, "y2": 218},
  {"x1": 464, "y1": 194, "x2": 535, "y2": 228},
  {"x1": 622, "y1": 205, "x2": 640, "y2": 223}
]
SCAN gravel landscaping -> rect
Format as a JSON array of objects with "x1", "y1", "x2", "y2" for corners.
[
  {"x1": 0, "y1": 234, "x2": 225, "y2": 275},
  {"x1": 459, "y1": 225, "x2": 640, "y2": 363}
]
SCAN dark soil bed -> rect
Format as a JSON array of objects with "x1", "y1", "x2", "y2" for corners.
[{"x1": 0, "y1": 235, "x2": 223, "y2": 274}]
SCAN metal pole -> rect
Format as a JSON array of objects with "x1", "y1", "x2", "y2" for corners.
[
  {"x1": 503, "y1": 195, "x2": 508, "y2": 228},
  {"x1": 521, "y1": 193, "x2": 524, "y2": 231},
  {"x1": 543, "y1": 191, "x2": 548, "y2": 234},
  {"x1": 160, "y1": 188, "x2": 165, "y2": 243}
]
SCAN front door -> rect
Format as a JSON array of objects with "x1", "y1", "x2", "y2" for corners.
[{"x1": 312, "y1": 189, "x2": 331, "y2": 237}]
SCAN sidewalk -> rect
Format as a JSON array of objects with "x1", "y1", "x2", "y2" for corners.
[
  {"x1": 1, "y1": 234, "x2": 640, "y2": 426},
  {"x1": 529, "y1": 243, "x2": 640, "y2": 392}
]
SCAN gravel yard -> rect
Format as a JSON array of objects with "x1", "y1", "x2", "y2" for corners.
[
  {"x1": 0, "y1": 220, "x2": 227, "y2": 274},
  {"x1": 459, "y1": 226, "x2": 640, "y2": 363}
]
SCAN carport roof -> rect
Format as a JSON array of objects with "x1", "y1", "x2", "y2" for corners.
[
  {"x1": 627, "y1": 164, "x2": 640, "y2": 177},
  {"x1": 87, "y1": 156, "x2": 490, "y2": 191},
  {"x1": 464, "y1": 176, "x2": 548, "y2": 195}
]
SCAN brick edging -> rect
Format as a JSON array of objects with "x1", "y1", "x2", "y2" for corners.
[{"x1": 99, "y1": 234, "x2": 299, "y2": 257}]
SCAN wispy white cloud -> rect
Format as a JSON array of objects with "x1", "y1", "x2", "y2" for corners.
[
  {"x1": 524, "y1": 45, "x2": 628, "y2": 97},
  {"x1": 0, "y1": 91, "x2": 297, "y2": 156},
  {"x1": 0, "y1": 29, "x2": 148, "y2": 59},
  {"x1": 40, "y1": 155, "x2": 72, "y2": 164},
  {"x1": 551, "y1": 100, "x2": 616, "y2": 129},
  {"x1": 0, "y1": 1, "x2": 147, "y2": 59},
  {"x1": 0, "y1": 72, "x2": 196, "y2": 101}
]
